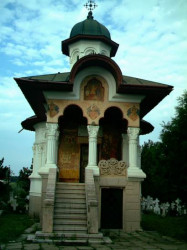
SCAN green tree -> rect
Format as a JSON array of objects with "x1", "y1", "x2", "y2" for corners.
[
  {"x1": 0, "y1": 158, "x2": 11, "y2": 183},
  {"x1": 11, "y1": 166, "x2": 32, "y2": 212},
  {"x1": 141, "y1": 91, "x2": 187, "y2": 203},
  {"x1": 17, "y1": 167, "x2": 32, "y2": 196},
  {"x1": 160, "y1": 91, "x2": 187, "y2": 202}
]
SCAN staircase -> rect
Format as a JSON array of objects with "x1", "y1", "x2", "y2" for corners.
[
  {"x1": 53, "y1": 182, "x2": 87, "y2": 234},
  {"x1": 33, "y1": 182, "x2": 111, "y2": 244}
]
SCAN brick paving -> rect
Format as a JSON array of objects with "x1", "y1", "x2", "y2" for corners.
[{"x1": 1, "y1": 230, "x2": 187, "y2": 250}]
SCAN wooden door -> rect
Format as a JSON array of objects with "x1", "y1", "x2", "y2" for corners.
[{"x1": 58, "y1": 129, "x2": 80, "y2": 182}]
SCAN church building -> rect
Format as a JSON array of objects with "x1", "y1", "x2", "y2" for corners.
[{"x1": 14, "y1": 1, "x2": 172, "y2": 241}]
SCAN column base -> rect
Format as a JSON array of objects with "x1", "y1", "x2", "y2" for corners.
[
  {"x1": 128, "y1": 167, "x2": 146, "y2": 179},
  {"x1": 86, "y1": 165, "x2": 100, "y2": 176},
  {"x1": 38, "y1": 164, "x2": 57, "y2": 175},
  {"x1": 29, "y1": 173, "x2": 41, "y2": 179}
]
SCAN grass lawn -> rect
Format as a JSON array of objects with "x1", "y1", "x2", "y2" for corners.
[
  {"x1": 0, "y1": 213, "x2": 36, "y2": 243},
  {"x1": 141, "y1": 213, "x2": 187, "y2": 242}
]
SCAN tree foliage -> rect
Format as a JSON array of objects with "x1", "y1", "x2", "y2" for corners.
[
  {"x1": 0, "y1": 158, "x2": 11, "y2": 206},
  {"x1": 141, "y1": 91, "x2": 187, "y2": 203},
  {"x1": 0, "y1": 158, "x2": 11, "y2": 183},
  {"x1": 18, "y1": 167, "x2": 32, "y2": 192}
]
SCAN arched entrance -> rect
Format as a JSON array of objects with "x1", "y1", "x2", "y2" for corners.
[
  {"x1": 58, "y1": 105, "x2": 87, "y2": 183},
  {"x1": 99, "y1": 107, "x2": 127, "y2": 160},
  {"x1": 99, "y1": 107, "x2": 127, "y2": 229}
]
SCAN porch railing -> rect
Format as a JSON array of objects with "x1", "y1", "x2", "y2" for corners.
[{"x1": 42, "y1": 168, "x2": 57, "y2": 233}]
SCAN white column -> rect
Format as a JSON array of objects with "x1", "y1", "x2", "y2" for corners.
[
  {"x1": 29, "y1": 122, "x2": 46, "y2": 193},
  {"x1": 30, "y1": 144, "x2": 43, "y2": 178},
  {"x1": 29, "y1": 122, "x2": 46, "y2": 216},
  {"x1": 122, "y1": 134, "x2": 129, "y2": 165},
  {"x1": 137, "y1": 137, "x2": 141, "y2": 169},
  {"x1": 86, "y1": 125, "x2": 99, "y2": 176},
  {"x1": 46, "y1": 123, "x2": 59, "y2": 166},
  {"x1": 30, "y1": 122, "x2": 46, "y2": 178},
  {"x1": 39, "y1": 123, "x2": 59, "y2": 174},
  {"x1": 127, "y1": 127, "x2": 146, "y2": 178}
]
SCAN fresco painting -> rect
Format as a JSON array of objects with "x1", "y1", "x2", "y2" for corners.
[
  {"x1": 127, "y1": 105, "x2": 140, "y2": 121},
  {"x1": 58, "y1": 129, "x2": 80, "y2": 182},
  {"x1": 87, "y1": 104, "x2": 100, "y2": 120},
  {"x1": 84, "y1": 78, "x2": 104, "y2": 101},
  {"x1": 48, "y1": 101, "x2": 59, "y2": 118}
]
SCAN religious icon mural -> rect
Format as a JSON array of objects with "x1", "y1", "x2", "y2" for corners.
[
  {"x1": 48, "y1": 101, "x2": 59, "y2": 118},
  {"x1": 84, "y1": 78, "x2": 104, "y2": 101},
  {"x1": 127, "y1": 105, "x2": 140, "y2": 121},
  {"x1": 87, "y1": 104, "x2": 100, "y2": 120}
]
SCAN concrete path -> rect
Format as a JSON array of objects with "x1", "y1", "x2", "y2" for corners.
[{"x1": 1, "y1": 230, "x2": 187, "y2": 250}]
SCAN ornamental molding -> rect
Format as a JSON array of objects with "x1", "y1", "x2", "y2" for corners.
[
  {"x1": 98, "y1": 158, "x2": 127, "y2": 176},
  {"x1": 32, "y1": 144, "x2": 44, "y2": 154}
]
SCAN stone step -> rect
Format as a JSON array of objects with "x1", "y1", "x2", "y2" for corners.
[
  {"x1": 33, "y1": 232, "x2": 110, "y2": 244},
  {"x1": 34, "y1": 231, "x2": 109, "y2": 243},
  {"x1": 54, "y1": 208, "x2": 87, "y2": 214},
  {"x1": 55, "y1": 193, "x2": 86, "y2": 199},
  {"x1": 35, "y1": 231, "x2": 103, "y2": 239},
  {"x1": 55, "y1": 198, "x2": 86, "y2": 204},
  {"x1": 54, "y1": 183, "x2": 88, "y2": 235},
  {"x1": 54, "y1": 214, "x2": 87, "y2": 220},
  {"x1": 54, "y1": 220, "x2": 87, "y2": 226},
  {"x1": 56, "y1": 183, "x2": 85, "y2": 190},
  {"x1": 58, "y1": 239, "x2": 87, "y2": 244},
  {"x1": 54, "y1": 203, "x2": 86, "y2": 209},
  {"x1": 53, "y1": 225, "x2": 87, "y2": 233},
  {"x1": 56, "y1": 189, "x2": 85, "y2": 194}
]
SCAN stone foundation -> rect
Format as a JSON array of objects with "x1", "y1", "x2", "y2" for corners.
[
  {"x1": 124, "y1": 180, "x2": 141, "y2": 232},
  {"x1": 29, "y1": 195, "x2": 42, "y2": 219}
]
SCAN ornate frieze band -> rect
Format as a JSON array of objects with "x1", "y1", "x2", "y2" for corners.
[{"x1": 98, "y1": 158, "x2": 127, "y2": 176}]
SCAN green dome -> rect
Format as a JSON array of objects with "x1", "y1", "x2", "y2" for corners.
[{"x1": 70, "y1": 15, "x2": 111, "y2": 39}]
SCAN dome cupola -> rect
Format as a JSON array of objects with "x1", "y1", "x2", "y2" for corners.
[
  {"x1": 61, "y1": 1, "x2": 119, "y2": 69},
  {"x1": 70, "y1": 12, "x2": 111, "y2": 39}
]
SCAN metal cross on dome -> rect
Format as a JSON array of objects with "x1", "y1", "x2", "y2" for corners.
[{"x1": 84, "y1": 0, "x2": 98, "y2": 12}]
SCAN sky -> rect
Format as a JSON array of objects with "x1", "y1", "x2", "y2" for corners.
[{"x1": 0, "y1": 0, "x2": 186, "y2": 175}]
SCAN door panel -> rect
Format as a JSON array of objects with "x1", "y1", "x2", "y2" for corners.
[
  {"x1": 58, "y1": 129, "x2": 80, "y2": 182},
  {"x1": 101, "y1": 188, "x2": 123, "y2": 229}
]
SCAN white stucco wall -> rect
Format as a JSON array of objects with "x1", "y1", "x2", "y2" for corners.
[
  {"x1": 43, "y1": 66, "x2": 145, "y2": 104},
  {"x1": 69, "y1": 40, "x2": 111, "y2": 69}
]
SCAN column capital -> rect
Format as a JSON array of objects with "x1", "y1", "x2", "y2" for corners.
[
  {"x1": 46, "y1": 123, "x2": 59, "y2": 136},
  {"x1": 87, "y1": 125, "x2": 99, "y2": 137},
  {"x1": 127, "y1": 127, "x2": 140, "y2": 140}
]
